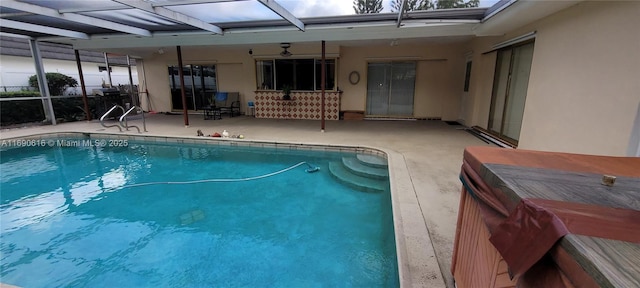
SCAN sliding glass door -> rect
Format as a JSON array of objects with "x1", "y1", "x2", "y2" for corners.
[
  {"x1": 488, "y1": 42, "x2": 534, "y2": 143},
  {"x1": 168, "y1": 65, "x2": 217, "y2": 110},
  {"x1": 366, "y1": 62, "x2": 416, "y2": 117}
]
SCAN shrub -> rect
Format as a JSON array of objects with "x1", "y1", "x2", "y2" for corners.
[
  {"x1": 0, "y1": 91, "x2": 45, "y2": 125},
  {"x1": 0, "y1": 91, "x2": 94, "y2": 126},
  {"x1": 28, "y1": 72, "x2": 78, "y2": 96}
]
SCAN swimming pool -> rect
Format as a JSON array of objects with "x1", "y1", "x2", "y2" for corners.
[{"x1": 0, "y1": 135, "x2": 398, "y2": 287}]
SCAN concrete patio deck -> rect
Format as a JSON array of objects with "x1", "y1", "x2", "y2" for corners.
[{"x1": 0, "y1": 114, "x2": 493, "y2": 287}]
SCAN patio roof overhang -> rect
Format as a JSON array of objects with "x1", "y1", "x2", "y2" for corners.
[{"x1": 0, "y1": 0, "x2": 582, "y2": 57}]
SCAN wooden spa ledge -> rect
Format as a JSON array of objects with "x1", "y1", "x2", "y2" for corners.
[{"x1": 451, "y1": 146, "x2": 640, "y2": 288}]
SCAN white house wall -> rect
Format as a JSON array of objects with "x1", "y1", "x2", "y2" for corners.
[
  {"x1": 520, "y1": 1, "x2": 640, "y2": 156},
  {"x1": 464, "y1": 1, "x2": 640, "y2": 156},
  {"x1": 0, "y1": 55, "x2": 138, "y2": 94},
  {"x1": 339, "y1": 43, "x2": 468, "y2": 120}
]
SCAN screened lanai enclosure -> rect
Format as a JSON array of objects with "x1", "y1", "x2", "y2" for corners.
[{"x1": 0, "y1": 0, "x2": 494, "y2": 128}]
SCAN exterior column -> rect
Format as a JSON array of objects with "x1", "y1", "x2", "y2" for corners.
[
  {"x1": 74, "y1": 49, "x2": 91, "y2": 121},
  {"x1": 321, "y1": 40, "x2": 326, "y2": 132},
  {"x1": 28, "y1": 39, "x2": 56, "y2": 125},
  {"x1": 103, "y1": 52, "x2": 112, "y2": 86},
  {"x1": 177, "y1": 46, "x2": 189, "y2": 127},
  {"x1": 126, "y1": 55, "x2": 136, "y2": 106}
]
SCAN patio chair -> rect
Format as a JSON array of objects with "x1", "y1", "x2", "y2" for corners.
[
  {"x1": 215, "y1": 92, "x2": 240, "y2": 117},
  {"x1": 203, "y1": 94, "x2": 221, "y2": 120}
]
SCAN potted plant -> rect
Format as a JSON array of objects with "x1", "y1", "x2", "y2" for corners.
[{"x1": 282, "y1": 85, "x2": 292, "y2": 100}]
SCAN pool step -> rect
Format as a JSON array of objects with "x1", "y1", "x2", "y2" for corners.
[
  {"x1": 356, "y1": 154, "x2": 388, "y2": 169},
  {"x1": 342, "y1": 157, "x2": 388, "y2": 180},
  {"x1": 329, "y1": 162, "x2": 387, "y2": 193}
]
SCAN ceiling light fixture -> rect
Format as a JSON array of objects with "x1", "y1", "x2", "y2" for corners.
[{"x1": 280, "y1": 43, "x2": 292, "y2": 57}]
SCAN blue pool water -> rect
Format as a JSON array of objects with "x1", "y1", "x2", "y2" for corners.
[{"x1": 0, "y1": 139, "x2": 398, "y2": 287}]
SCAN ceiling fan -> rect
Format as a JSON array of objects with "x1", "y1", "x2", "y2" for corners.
[{"x1": 280, "y1": 43, "x2": 292, "y2": 57}]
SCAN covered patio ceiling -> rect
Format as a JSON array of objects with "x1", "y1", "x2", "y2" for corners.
[{"x1": 0, "y1": 0, "x2": 582, "y2": 57}]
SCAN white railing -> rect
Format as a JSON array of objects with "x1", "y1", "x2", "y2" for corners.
[
  {"x1": 100, "y1": 104, "x2": 147, "y2": 133},
  {"x1": 119, "y1": 105, "x2": 147, "y2": 133},
  {"x1": 100, "y1": 105, "x2": 125, "y2": 132}
]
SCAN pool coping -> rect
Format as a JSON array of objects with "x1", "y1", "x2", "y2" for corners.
[{"x1": 0, "y1": 131, "x2": 445, "y2": 288}]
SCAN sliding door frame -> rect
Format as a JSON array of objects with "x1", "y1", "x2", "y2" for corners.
[
  {"x1": 366, "y1": 61, "x2": 416, "y2": 117},
  {"x1": 487, "y1": 40, "x2": 535, "y2": 145},
  {"x1": 168, "y1": 64, "x2": 218, "y2": 111}
]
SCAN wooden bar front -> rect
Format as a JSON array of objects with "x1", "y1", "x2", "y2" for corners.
[{"x1": 451, "y1": 147, "x2": 640, "y2": 288}]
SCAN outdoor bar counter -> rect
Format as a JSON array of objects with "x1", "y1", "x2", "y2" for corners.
[
  {"x1": 254, "y1": 91, "x2": 340, "y2": 120},
  {"x1": 452, "y1": 146, "x2": 640, "y2": 288}
]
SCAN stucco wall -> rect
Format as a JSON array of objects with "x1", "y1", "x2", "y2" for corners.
[
  {"x1": 464, "y1": 1, "x2": 640, "y2": 156},
  {"x1": 138, "y1": 43, "x2": 340, "y2": 114},
  {"x1": 460, "y1": 37, "x2": 499, "y2": 127},
  {"x1": 137, "y1": 46, "x2": 252, "y2": 113},
  {"x1": 339, "y1": 43, "x2": 466, "y2": 120},
  {"x1": 520, "y1": 1, "x2": 640, "y2": 156},
  {"x1": 140, "y1": 42, "x2": 468, "y2": 120}
]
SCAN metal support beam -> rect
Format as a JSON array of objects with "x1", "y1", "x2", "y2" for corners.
[
  {"x1": 177, "y1": 46, "x2": 190, "y2": 127},
  {"x1": 321, "y1": 40, "x2": 325, "y2": 132},
  {"x1": 154, "y1": 0, "x2": 249, "y2": 7},
  {"x1": 0, "y1": 18, "x2": 89, "y2": 39},
  {"x1": 113, "y1": 0, "x2": 223, "y2": 34},
  {"x1": 127, "y1": 55, "x2": 137, "y2": 107},
  {"x1": 28, "y1": 39, "x2": 57, "y2": 125},
  {"x1": 257, "y1": 0, "x2": 305, "y2": 31},
  {"x1": 397, "y1": 0, "x2": 407, "y2": 28},
  {"x1": 104, "y1": 53, "x2": 113, "y2": 87},
  {"x1": 74, "y1": 49, "x2": 91, "y2": 121},
  {"x1": 0, "y1": 32, "x2": 33, "y2": 39},
  {"x1": 60, "y1": 0, "x2": 248, "y2": 12},
  {"x1": 0, "y1": 0, "x2": 151, "y2": 36},
  {"x1": 59, "y1": 6, "x2": 124, "y2": 13}
]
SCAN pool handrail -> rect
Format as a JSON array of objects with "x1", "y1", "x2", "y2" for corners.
[
  {"x1": 119, "y1": 105, "x2": 147, "y2": 133},
  {"x1": 100, "y1": 104, "x2": 124, "y2": 132}
]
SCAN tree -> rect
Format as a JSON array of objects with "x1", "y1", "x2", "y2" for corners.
[
  {"x1": 436, "y1": 0, "x2": 479, "y2": 9},
  {"x1": 28, "y1": 72, "x2": 78, "y2": 96},
  {"x1": 390, "y1": 0, "x2": 478, "y2": 12},
  {"x1": 391, "y1": 0, "x2": 432, "y2": 12},
  {"x1": 353, "y1": 0, "x2": 383, "y2": 14}
]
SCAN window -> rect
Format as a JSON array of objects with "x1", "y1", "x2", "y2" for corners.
[
  {"x1": 256, "y1": 58, "x2": 336, "y2": 91},
  {"x1": 630, "y1": 102, "x2": 640, "y2": 156},
  {"x1": 256, "y1": 60, "x2": 273, "y2": 90},
  {"x1": 316, "y1": 59, "x2": 335, "y2": 90},
  {"x1": 463, "y1": 61, "x2": 472, "y2": 92},
  {"x1": 276, "y1": 59, "x2": 313, "y2": 90}
]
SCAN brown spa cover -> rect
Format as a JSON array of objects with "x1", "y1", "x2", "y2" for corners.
[{"x1": 459, "y1": 146, "x2": 640, "y2": 287}]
